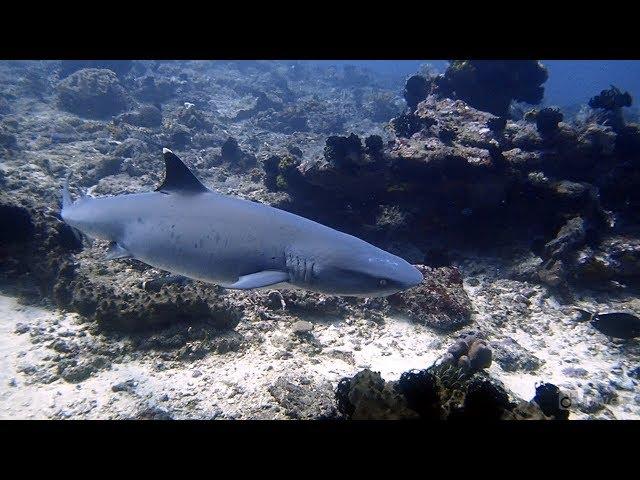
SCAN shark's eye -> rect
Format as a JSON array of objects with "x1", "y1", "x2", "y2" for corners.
[{"x1": 378, "y1": 279, "x2": 388, "y2": 287}]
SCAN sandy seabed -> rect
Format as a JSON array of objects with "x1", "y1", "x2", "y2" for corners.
[{"x1": 2, "y1": 256, "x2": 638, "y2": 420}]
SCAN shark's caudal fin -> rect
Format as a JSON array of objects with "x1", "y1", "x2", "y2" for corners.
[
  {"x1": 156, "y1": 148, "x2": 210, "y2": 194},
  {"x1": 60, "y1": 174, "x2": 86, "y2": 246},
  {"x1": 62, "y1": 174, "x2": 73, "y2": 210}
]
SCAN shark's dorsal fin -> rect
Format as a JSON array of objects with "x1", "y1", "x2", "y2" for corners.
[{"x1": 156, "y1": 148, "x2": 209, "y2": 194}]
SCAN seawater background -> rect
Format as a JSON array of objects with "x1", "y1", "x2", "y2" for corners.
[{"x1": 310, "y1": 60, "x2": 640, "y2": 107}]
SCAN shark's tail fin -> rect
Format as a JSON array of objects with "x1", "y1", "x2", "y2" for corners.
[{"x1": 62, "y1": 174, "x2": 73, "y2": 211}]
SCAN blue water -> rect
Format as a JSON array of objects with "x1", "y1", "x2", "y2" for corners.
[{"x1": 311, "y1": 60, "x2": 640, "y2": 108}]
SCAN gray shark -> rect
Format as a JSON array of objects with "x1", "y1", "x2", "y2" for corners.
[{"x1": 61, "y1": 148, "x2": 423, "y2": 297}]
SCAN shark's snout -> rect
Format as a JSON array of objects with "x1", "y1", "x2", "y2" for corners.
[{"x1": 398, "y1": 264, "x2": 424, "y2": 290}]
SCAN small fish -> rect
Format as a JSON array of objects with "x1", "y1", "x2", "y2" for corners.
[
  {"x1": 592, "y1": 312, "x2": 640, "y2": 339},
  {"x1": 574, "y1": 308, "x2": 640, "y2": 339}
]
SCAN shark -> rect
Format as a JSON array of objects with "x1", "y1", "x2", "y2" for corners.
[{"x1": 61, "y1": 148, "x2": 423, "y2": 297}]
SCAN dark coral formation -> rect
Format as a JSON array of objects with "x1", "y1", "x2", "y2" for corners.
[
  {"x1": 589, "y1": 85, "x2": 632, "y2": 111},
  {"x1": 437, "y1": 60, "x2": 548, "y2": 116},
  {"x1": 534, "y1": 107, "x2": 564, "y2": 136},
  {"x1": 324, "y1": 133, "x2": 367, "y2": 170},
  {"x1": 404, "y1": 74, "x2": 432, "y2": 111},
  {"x1": 335, "y1": 360, "x2": 560, "y2": 420},
  {"x1": 219, "y1": 137, "x2": 257, "y2": 169},
  {"x1": 263, "y1": 154, "x2": 304, "y2": 191}
]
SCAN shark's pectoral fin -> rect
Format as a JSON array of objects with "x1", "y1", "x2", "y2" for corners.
[
  {"x1": 105, "y1": 242, "x2": 132, "y2": 260},
  {"x1": 222, "y1": 270, "x2": 290, "y2": 290}
]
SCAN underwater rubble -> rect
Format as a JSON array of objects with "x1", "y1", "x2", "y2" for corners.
[{"x1": 1, "y1": 60, "x2": 640, "y2": 419}]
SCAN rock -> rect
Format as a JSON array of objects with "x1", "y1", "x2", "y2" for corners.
[
  {"x1": 324, "y1": 133, "x2": 367, "y2": 169},
  {"x1": 134, "y1": 75, "x2": 175, "y2": 103},
  {"x1": 118, "y1": 104, "x2": 162, "y2": 128},
  {"x1": 532, "y1": 383, "x2": 569, "y2": 420},
  {"x1": 58, "y1": 358, "x2": 98, "y2": 383},
  {"x1": 54, "y1": 262, "x2": 243, "y2": 331},
  {"x1": 543, "y1": 216, "x2": 587, "y2": 260},
  {"x1": 234, "y1": 91, "x2": 283, "y2": 120},
  {"x1": 14, "y1": 323, "x2": 29, "y2": 334},
  {"x1": 628, "y1": 366, "x2": 640, "y2": 380},
  {"x1": 166, "y1": 123, "x2": 191, "y2": 149},
  {"x1": 457, "y1": 355, "x2": 471, "y2": 369},
  {"x1": 573, "y1": 235, "x2": 640, "y2": 285},
  {"x1": 57, "y1": 68, "x2": 130, "y2": 119},
  {"x1": 562, "y1": 367, "x2": 589, "y2": 379},
  {"x1": 254, "y1": 105, "x2": 309, "y2": 133},
  {"x1": 51, "y1": 339, "x2": 77, "y2": 354},
  {"x1": 220, "y1": 137, "x2": 257, "y2": 169},
  {"x1": 268, "y1": 376, "x2": 337, "y2": 419},
  {"x1": 135, "y1": 405, "x2": 173, "y2": 420},
  {"x1": 175, "y1": 103, "x2": 213, "y2": 131},
  {"x1": 337, "y1": 365, "x2": 547, "y2": 420},
  {"x1": 0, "y1": 128, "x2": 17, "y2": 150},
  {"x1": 387, "y1": 265, "x2": 473, "y2": 332},
  {"x1": 491, "y1": 337, "x2": 542, "y2": 372},
  {"x1": 291, "y1": 320, "x2": 313, "y2": 335},
  {"x1": 111, "y1": 379, "x2": 138, "y2": 393}
]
